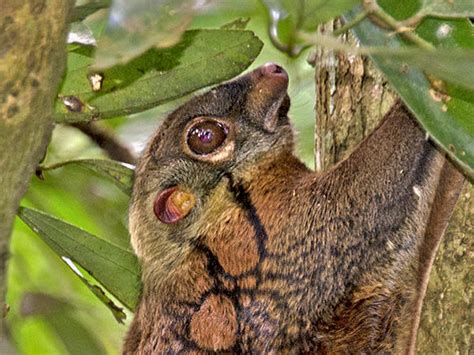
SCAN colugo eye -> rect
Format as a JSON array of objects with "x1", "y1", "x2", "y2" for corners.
[{"x1": 187, "y1": 120, "x2": 228, "y2": 155}]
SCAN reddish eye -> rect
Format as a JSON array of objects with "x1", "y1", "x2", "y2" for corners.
[{"x1": 187, "y1": 120, "x2": 228, "y2": 155}]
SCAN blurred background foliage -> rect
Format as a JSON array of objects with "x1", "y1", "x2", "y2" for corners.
[
  {"x1": 8, "y1": 1, "x2": 316, "y2": 353},
  {"x1": 6, "y1": 0, "x2": 473, "y2": 353}
]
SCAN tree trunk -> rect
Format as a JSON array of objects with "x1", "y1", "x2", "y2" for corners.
[
  {"x1": 0, "y1": 1, "x2": 73, "y2": 351},
  {"x1": 311, "y1": 22, "x2": 396, "y2": 171},
  {"x1": 313, "y1": 22, "x2": 472, "y2": 353},
  {"x1": 415, "y1": 185, "x2": 472, "y2": 354}
]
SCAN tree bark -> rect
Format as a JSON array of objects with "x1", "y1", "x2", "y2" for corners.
[
  {"x1": 311, "y1": 21, "x2": 395, "y2": 171},
  {"x1": 415, "y1": 184, "x2": 473, "y2": 354},
  {"x1": 0, "y1": 1, "x2": 73, "y2": 351},
  {"x1": 313, "y1": 21, "x2": 472, "y2": 353}
]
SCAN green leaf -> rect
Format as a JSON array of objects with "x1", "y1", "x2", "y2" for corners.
[
  {"x1": 220, "y1": 17, "x2": 251, "y2": 30},
  {"x1": 376, "y1": 47, "x2": 474, "y2": 91},
  {"x1": 62, "y1": 259, "x2": 127, "y2": 323},
  {"x1": 94, "y1": 0, "x2": 212, "y2": 68},
  {"x1": 18, "y1": 207, "x2": 141, "y2": 310},
  {"x1": 20, "y1": 293, "x2": 107, "y2": 353},
  {"x1": 68, "y1": 23, "x2": 96, "y2": 46},
  {"x1": 348, "y1": 9, "x2": 474, "y2": 175},
  {"x1": 45, "y1": 312, "x2": 107, "y2": 355},
  {"x1": 419, "y1": 0, "x2": 474, "y2": 18},
  {"x1": 70, "y1": 0, "x2": 111, "y2": 23},
  {"x1": 263, "y1": 0, "x2": 360, "y2": 30},
  {"x1": 41, "y1": 159, "x2": 134, "y2": 195},
  {"x1": 261, "y1": 0, "x2": 359, "y2": 53},
  {"x1": 56, "y1": 29, "x2": 263, "y2": 123},
  {"x1": 378, "y1": 0, "x2": 422, "y2": 20},
  {"x1": 299, "y1": 0, "x2": 361, "y2": 30}
]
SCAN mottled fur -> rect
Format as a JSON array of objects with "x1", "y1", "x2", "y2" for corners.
[{"x1": 124, "y1": 65, "x2": 463, "y2": 354}]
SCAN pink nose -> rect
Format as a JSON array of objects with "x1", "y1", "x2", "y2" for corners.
[{"x1": 261, "y1": 62, "x2": 288, "y2": 79}]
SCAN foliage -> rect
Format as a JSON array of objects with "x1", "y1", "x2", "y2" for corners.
[
  {"x1": 57, "y1": 30, "x2": 263, "y2": 122},
  {"x1": 8, "y1": 0, "x2": 473, "y2": 353},
  {"x1": 265, "y1": 0, "x2": 474, "y2": 174}
]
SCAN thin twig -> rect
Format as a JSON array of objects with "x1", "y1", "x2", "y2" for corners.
[
  {"x1": 333, "y1": 10, "x2": 370, "y2": 36},
  {"x1": 71, "y1": 122, "x2": 137, "y2": 164},
  {"x1": 299, "y1": 31, "x2": 439, "y2": 57},
  {"x1": 363, "y1": 0, "x2": 434, "y2": 51}
]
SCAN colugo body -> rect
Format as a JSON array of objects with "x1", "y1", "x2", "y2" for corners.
[{"x1": 125, "y1": 63, "x2": 459, "y2": 353}]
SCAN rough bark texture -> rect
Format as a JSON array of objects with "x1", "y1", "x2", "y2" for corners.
[
  {"x1": 313, "y1": 22, "x2": 472, "y2": 353},
  {"x1": 0, "y1": 1, "x2": 73, "y2": 351},
  {"x1": 416, "y1": 184, "x2": 473, "y2": 354},
  {"x1": 312, "y1": 22, "x2": 396, "y2": 171}
]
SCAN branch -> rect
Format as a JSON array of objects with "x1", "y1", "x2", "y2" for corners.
[
  {"x1": 72, "y1": 122, "x2": 137, "y2": 164},
  {"x1": 333, "y1": 10, "x2": 370, "y2": 36},
  {"x1": 362, "y1": 0, "x2": 434, "y2": 51},
  {"x1": 0, "y1": 0, "x2": 74, "y2": 346}
]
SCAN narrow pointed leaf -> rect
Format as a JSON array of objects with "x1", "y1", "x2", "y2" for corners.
[
  {"x1": 41, "y1": 159, "x2": 134, "y2": 195},
  {"x1": 18, "y1": 207, "x2": 141, "y2": 310},
  {"x1": 55, "y1": 29, "x2": 263, "y2": 123},
  {"x1": 61, "y1": 256, "x2": 127, "y2": 323}
]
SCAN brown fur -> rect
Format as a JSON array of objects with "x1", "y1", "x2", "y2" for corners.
[
  {"x1": 190, "y1": 294, "x2": 238, "y2": 350},
  {"x1": 124, "y1": 65, "x2": 464, "y2": 354}
]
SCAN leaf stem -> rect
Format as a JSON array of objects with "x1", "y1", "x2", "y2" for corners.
[
  {"x1": 363, "y1": 0, "x2": 434, "y2": 51},
  {"x1": 299, "y1": 31, "x2": 441, "y2": 57},
  {"x1": 333, "y1": 10, "x2": 370, "y2": 36},
  {"x1": 72, "y1": 122, "x2": 137, "y2": 164}
]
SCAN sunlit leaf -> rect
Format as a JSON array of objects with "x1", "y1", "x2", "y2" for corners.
[
  {"x1": 68, "y1": 22, "x2": 96, "y2": 46},
  {"x1": 40, "y1": 159, "x2": 134, "y2": 195},
  {"x1": 419, "y1": 0, "x2": 474, "y2": 18},
  {"x1": 55, "y1": 30, "x2": 263, "y2": 123},
  {"x1": 18, "y1": 207, "x2": 141, "y2": 310},
  {"x1": 348, "y1": 8, "x2": 474, "y2": 175},
  {"x1": 94, "y1": 0, "x2": 216, "y2": 68}
]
